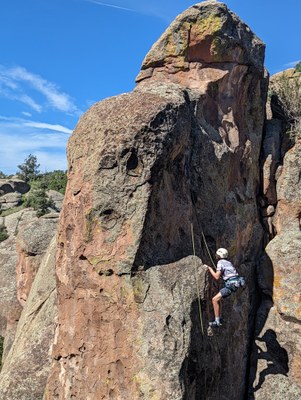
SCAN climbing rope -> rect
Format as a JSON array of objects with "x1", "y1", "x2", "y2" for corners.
[
  {"x1": 190, "y1": 223, "x2": 204, "y2": 336},
  {"x1": 191, "y1": 223, "x2": 209, "y2": 399},
  {"x1": 201, "y1": 230, "x2": 217, "y2": 271}
]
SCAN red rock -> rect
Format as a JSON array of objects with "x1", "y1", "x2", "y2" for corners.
[{"x1": 44, "y1": 2, "x2": 267, "y2": 399}]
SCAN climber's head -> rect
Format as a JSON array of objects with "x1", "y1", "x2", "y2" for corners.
[{"x1": 216, "y1": 248, "x2": 228, "y2": 259}]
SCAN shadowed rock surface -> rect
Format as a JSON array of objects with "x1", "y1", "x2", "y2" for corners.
[{"x1": 43, "y1": 2, "x2": 267, "y2": 399}]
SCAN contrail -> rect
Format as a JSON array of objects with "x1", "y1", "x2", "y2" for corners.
[{"x1": 86, "y1": 0, "x2": 138, "y2": 13}]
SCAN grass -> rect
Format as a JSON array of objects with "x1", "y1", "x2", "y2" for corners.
[{"x1": 0, "y1": 204, "x2": 25, "y2": 217}]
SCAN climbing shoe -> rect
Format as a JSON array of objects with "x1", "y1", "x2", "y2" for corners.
[{"x1": 209, "y1": 320, "x2": 222, "y2": 327}]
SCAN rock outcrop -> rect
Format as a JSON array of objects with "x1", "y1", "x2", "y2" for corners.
[
  {"x1": 16, "y1": 213, "x2": 59, "y2": 305},
  {"x1": 0, "y1": 214, "x2": 59, "y2": 400},
  {"x1": 249, "y1": 70, "x2": 301, "y2": 399},
  {"x1": 4, "y1": 3, "x2": 300, "y2": 400},
  {"x1": 0, "y1": 237, "x2": 57, "y2": 400},
  {"x1": 0, "y1": 178, "x2": 29, "y2": 212},
  {"x1": 0, "y1": 209, "x2": 36, "y2": 360},
  {"x1": 44, "y1": 2, "x2": 267, "y2": 399},
  {"x1": 0, "y1": 179, "x2": 30, "y2": 196}
]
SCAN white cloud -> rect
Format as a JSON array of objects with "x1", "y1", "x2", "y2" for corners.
[
  {"x1": 0, "y1": 116, "x2": 71, "y2": 174},
  {"x1": 0, "y1": 65, "x2": 80, "y2": 114},
  {"x1": 23, "y1": 121, "x2": 73, "y2": 134},
  {"x1": 283, "y1": 60, "x2": 301, "y2": 68},
  {"x1": 84, "y1": 0, "x2": 170, "y2": 22},
  {"x1": 22, "y1": 111, "x2": 32, "y2": 117},
  {"x1": 18, "y1": 94, "x2": 43, "y2": 112},
  {"x1": 86, "y1": 0, "x2": 137, "y2": 12}
]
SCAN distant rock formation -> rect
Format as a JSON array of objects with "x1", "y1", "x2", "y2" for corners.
[
  {"x1": 0, "y1": 178, "x2": 29, "y2": 211},
  {"x1": 0, "y1": 179, "x2": 30, "y2": 196},
  {"x1": 43, "y1": 2, "x2": 267, "y2": 399}
]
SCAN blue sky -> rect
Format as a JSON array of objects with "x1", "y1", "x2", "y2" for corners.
[{"x1": 1, "y1": 0, "x2": 300, "y2": 175}]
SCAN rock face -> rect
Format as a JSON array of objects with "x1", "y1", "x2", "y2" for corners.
[
  {"x1": 0, "y1": 215, "x2": 59, "y2": 400},
  {"x1": 0, "y1": 209, "x2": 37, "y2": 361},
  {"x1": 16, "y1": 213, "x2": 59, "y2": 305},
  {"x1": 249, "y1": 70, "x2": 301, "y2": 398},
  {"x1": 44, "y1": 2, "x2": 267, "y2": 399},
  {"x1": 0, "y1": 237, "x2": 57, "y2": 400}
]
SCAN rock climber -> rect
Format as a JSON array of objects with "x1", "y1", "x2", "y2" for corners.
[{"x1": 205, "y1": 248, "x2": 241, "y2": 327}]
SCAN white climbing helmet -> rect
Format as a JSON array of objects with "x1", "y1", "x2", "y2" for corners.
[{"x1": 216, "y1": 248, "x2": 228, "y2": 259}]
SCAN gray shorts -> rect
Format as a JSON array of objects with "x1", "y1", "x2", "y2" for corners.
[{"x1": 220, "y1": 283, "x2": 238, "y2": 298}]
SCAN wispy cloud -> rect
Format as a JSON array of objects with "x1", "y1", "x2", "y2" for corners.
[
  {"x1": 0, "y1": 116, "x2": 72, "y2": 173},
  {"x1": 283, "y1": 60, "x2": 301, "y2": 68},
  {"x1": 84, "y1": 0, "x2": 171, "y2": 22},
  {"x1": 86, "y1": 0, "x2": 137, "y2": 12},
  {"x1": 0, "y1": 65, "x2": 80, "y2": 114},
  {"x1": 22, "y1": 111, "x2": 32, "y2": 117},
  {"x1": 23, "y1": 121, "x2": 73, "y2": 134},
  {"x1": 0, "y1": 115, "x2": 73, "y2": 134}
]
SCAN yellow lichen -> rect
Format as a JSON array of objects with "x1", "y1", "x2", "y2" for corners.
[
  {"x1": 164, "y1": 21, "x2": 191, "y2": 58},
  {"x1": 193, "y1": 14, "x2": 222, "y2": 38},
  {"x1": 132, "y1": 372, "x2": 160, "y2": 400}
]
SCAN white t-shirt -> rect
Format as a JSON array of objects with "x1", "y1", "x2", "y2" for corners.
[{"x1": 217, "y1": 259, "x2": 238, "y2": 281}]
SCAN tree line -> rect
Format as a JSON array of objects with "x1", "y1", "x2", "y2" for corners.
[{"x1": 0, "y1": 154, "x2": 67, "y2": 220}]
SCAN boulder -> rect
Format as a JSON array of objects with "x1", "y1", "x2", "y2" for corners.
[
  {"x1": 0, "y1": 192, "x2": 22, "y2": 210},
  {"x1": 0, "y1": 179, "x2": 30, "y2": 196},
  {"x1": 44, "y1": 2, "x2": 267, "y2": 399},
  {"x1": 46, "y1": 190, "x2": 64, "y2": 211}
]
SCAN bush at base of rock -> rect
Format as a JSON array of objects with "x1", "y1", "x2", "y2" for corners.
[
  {"x1": 0, "y1": 225, "x2": 8, "y2": 242},
  {"x1": 23, "y1": 187, "x2": 55, "y2": 217}
]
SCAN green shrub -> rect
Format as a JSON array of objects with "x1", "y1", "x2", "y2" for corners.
[
  {"x1": 34, "y1": 170, "x2": 67, "y2": 194},
  {"x1": 0, "y1": 224, "x2": 9, "y2": 242},
  {"x1": 23, "y1": 183, "x2": 55, "y2": 217},
  {"x1": 295, "y1": 61, "x2": 301, "y2": 72},
  {"x1": 270, "y1": 72, "x2": 301, "y2": 138}
]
